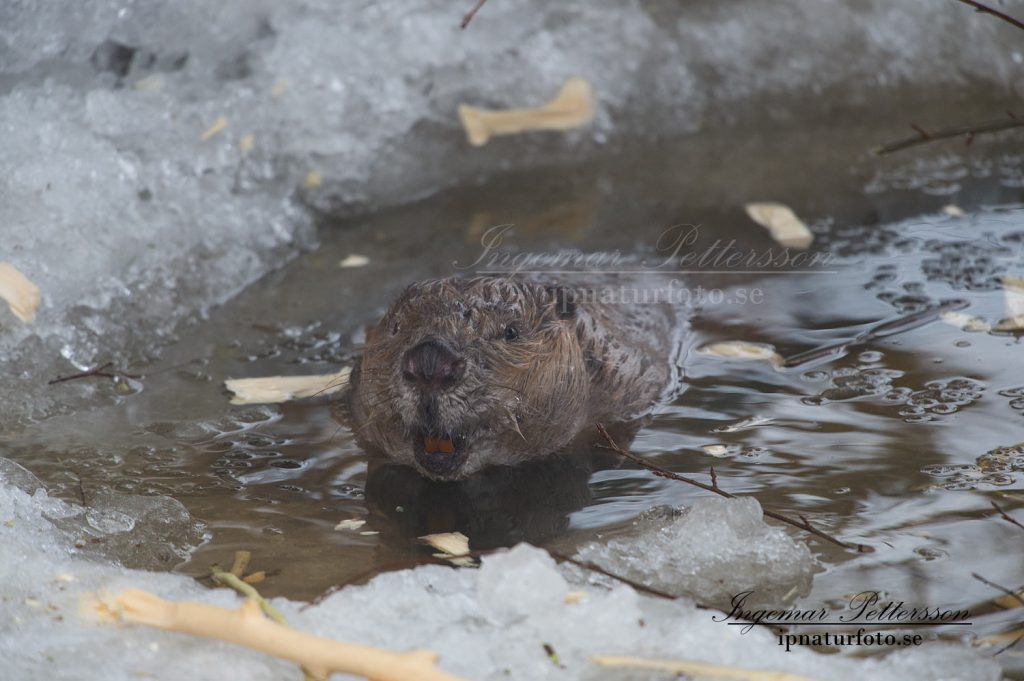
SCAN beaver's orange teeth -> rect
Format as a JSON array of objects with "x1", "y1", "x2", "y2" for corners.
[{"x1": 424, "y1": 436, "x2": 455, "y2": 455}]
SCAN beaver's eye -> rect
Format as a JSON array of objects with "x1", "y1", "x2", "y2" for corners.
[
  {"x1": 391, "y1": 322, "x2": 400, "y2": 336},
  {"x1": 503, "y1": 323, "x2": 519, "y2": 342}
]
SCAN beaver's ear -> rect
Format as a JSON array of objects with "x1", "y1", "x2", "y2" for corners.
[{"x1": 544, "y1": 285, "x2": 577, "y2": 320}]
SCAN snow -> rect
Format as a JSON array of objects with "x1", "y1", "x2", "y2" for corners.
[
  {"x1": 1, "y1": 2, "x2": 1020, "y2": 678},
  {"x1": 0, "y1": 460, "x2": 999, "y2": 681},
  {"x1": 2, "y1": 0, "x2": 1023, "y2": 427}
]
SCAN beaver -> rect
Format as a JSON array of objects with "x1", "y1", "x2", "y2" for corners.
[{"x1": 344, "y1": 275, "x2": 687, "y2": 480}]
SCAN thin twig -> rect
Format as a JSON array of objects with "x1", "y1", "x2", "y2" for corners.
[
  {"x1": 461, "y1": 0, "x2": 488, "y2": 29},
  {"x1": 596, "y1": 424, "x2": 863, "y2": 551},
  {"x1": 993, "y1": 631, "x2": 1024, "y2": 657},
  {"x1": 211, "y1": 565, "x2": 288, "y2": 624},
  {"x1": 971, "y1": 572, "x2": 1024, "y2": 609},
  {"x1": 304, "y1": 545, "x2": 698, "y2": 613},
  {"x1": 48, "y1": 361, "x2": 142, "y2": 385},
  {"x1": 953, "y1": 0, "x2": 1024, "y2": 32},
  {"x1": 546, "y1": 550, "x2": 684, "y2": 602},
  {"x1": 992, "y1": 501, "x2": 1024, "y2": 533},
  {"x1": 876, "y1": 115, "x2": 1024, "y2": 155}
]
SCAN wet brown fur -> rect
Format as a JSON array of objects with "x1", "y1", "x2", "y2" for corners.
[{"x1": 344, "y1": 275, "x2": 680, "y2": 479}]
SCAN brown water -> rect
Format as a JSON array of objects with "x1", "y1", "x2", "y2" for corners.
[{"x1": 5, "y1": 120, "x2": 1024, "y2": 670}]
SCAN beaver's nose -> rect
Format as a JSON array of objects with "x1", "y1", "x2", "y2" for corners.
[{"x1": 402, "y1": 338, "x2": 465, "y2": 391}]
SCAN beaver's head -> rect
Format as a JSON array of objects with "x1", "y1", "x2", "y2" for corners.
[{"x1": 348, "y1": 276, "x2": 587, "y2": 480}]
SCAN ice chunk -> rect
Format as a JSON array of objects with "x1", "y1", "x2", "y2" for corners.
[
  {"x1": 0, "y1": 457, "x2": 45, "y2": 494},
  {"x1": 575, "y1": 498, "x2": 815, "y2": 608},
  {"x1": 477, "y1": 543, "x2": 569, "y2": 624},
  {"x1": 0, "y1": 479, "x2": 1000, "y2": 681},
  {"x1": 2, "y1": 0, "x2": 1023, "y2": 430},
  {"x1": 0, "y1": 459, "x2": 206, "y2": 571}
]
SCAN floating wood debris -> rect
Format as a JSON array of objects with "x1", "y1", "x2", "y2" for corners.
[
  {"x1": 744, "y1": 203, "x2": 813, "y2": 250},
  {"x1": 0, "y1": 262, "x2": 41, "y2": 322},
  {"x1": 712, "y1": 415, "x2": 773, "y2": 433},
  {"x1": 419, "y1": 532, "x2": 474, "y2": 567},
  {"x1": 458, "y1": 77, "x2": 594, "y2": 147},
  {"x1": 339, "y1": 254, "x2": 370, "y2": 268},
  {"x1": 995, "y1": 276, "x2": 1024, "y2": 331},
  {"x1": 697, "y1": 341, "x2": 784, "y2": 368},
  {"x1": 334, "y1": 519, "x2": 367, "y2": 531},
  {"x1": 940, "y1": 311, "x2": 991, "y2": 332},
  {"x1": 224, "y1": 367, "x2": 351, "y2": 405}
]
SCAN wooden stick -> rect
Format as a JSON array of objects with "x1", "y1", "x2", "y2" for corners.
[
  {"x1": 458, "y1": 78, "x2": 594, "y2": 146},
  {"x1": 460, "y1": 0, "x2": 488, "y2": 28},
  {"x1": 953, "y1": 0, "x2": 1024, "y2": 31},
  {"x1": 992, "y1": 501, "x2": 1024, "y2": 533},
  {"x1": 596, "y1": 425, "x2": 863, "y2": 551},
  {"x1": 98, "y1": 589, "x2": 467, "y2": 681},
  {"x1": 875, "y1": 115, "x2": 1024, "y2": 155},
  {"x1": 592, "y1": 655, "x2": 819, "y2": 681}
]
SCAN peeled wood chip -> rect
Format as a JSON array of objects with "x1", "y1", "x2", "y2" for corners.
[
  {"x1": 593, "y1": 656, "x2": 818, "y2": 681},
  {"x1": 697, "y1": 341, "x2": 783, "y2": 367},
  {"x1": 271, "y1": 79, "x2": 289, "y2": 98},
  {"x1": 239, "y1": 134, "x2": 255, "y2": 153},
  {"x1": 419, "y1": 532, "x2": 470, "y2": 556},
  {"x1": 339, "y1": 254, "x2": 370, "y2": 268},
  {"x1": 702, "y1": 444, "x2": 729, "y2": 458},
  {"x1": 200, "y1": 116, "x2": 228, "y2": 141},
  {"x1": 458, "y1": 77, "x2": 594, "y2": 147},
  {"x1": 564, "y1": 591, "x2": 586, "y2": 604},
  {"x1": 230, "y1": 550, "x2": 252, "y2": 578},
  {"x1": 744, "y1": 202, "x2": 813, "y2": 250},
  {"x1": 420, "y1": 532, "x2": 473, "y2": 565},
  {"x1": 977, "y1": 628, "x2": 1024, "y2": 647},
  {"x1": 993, "y1": 276, "x2": 1024, "y2": 331},
  {"x1": 994, "y1": 591, "x2": 1024, "y2": 610},
  {"x1": 242, "y1": 571, "x2": 266, "y2": 585},
  {"x1": 1003, "y1": 276, "x2": 1024, "y2": 317},
  {"x1": 943, "y1": 205, "x2": 965, "y2": 217},
  {"x1": 305, "y1": 170, "x2": 322, "y2": 190},
  {"x1": 994, "y1": 315, "x2": 1024, "y2": 332},
  {"x1": 224, "y1": 366, "x2": 351, "y2": 405},
  {"x1": 0, "y1": 262, "x2": 41, "y2": 322},
  {"x1": 334, "y1": 519, "x2": 366, "y2": 531},
  {"x1": 940, "y1": 311, "x2": 991, "y2": 332},
  {"x1": 712, "y1": 415, "x2": 773, "y2": 433}
]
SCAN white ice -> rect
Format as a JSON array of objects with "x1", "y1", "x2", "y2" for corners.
[
  {"x1": 2, "y1": 0, "x2": 1022, "y2": 427},
  {"x1": 0, "y1": 461, "x2": 999, "y2": 681}
]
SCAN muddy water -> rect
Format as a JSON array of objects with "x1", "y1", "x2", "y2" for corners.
[{"x1": 4, "y1": 120, "x2": 1024, "y2": 668}]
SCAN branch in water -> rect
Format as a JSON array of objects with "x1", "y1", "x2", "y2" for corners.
[
  {"x1": 461, "y1": 0, "x2": 488, "y2": 29},
  {"x1": 596, "y1": 424, "x2": 865, "y2": 551},
  {"x1": 876, "y1": 114, "x2": 1024, "y2": 155},
  {"x1": 953, "y1": 0, "x2": 1024, "y2": 32},
  {"x1": 992, "y1": 501, "x2": 1024, "y2": 533}
]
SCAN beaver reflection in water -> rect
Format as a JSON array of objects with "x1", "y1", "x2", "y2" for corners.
[{"x1": 343, "y1": 275, "x2": 685, "y2": 482}]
